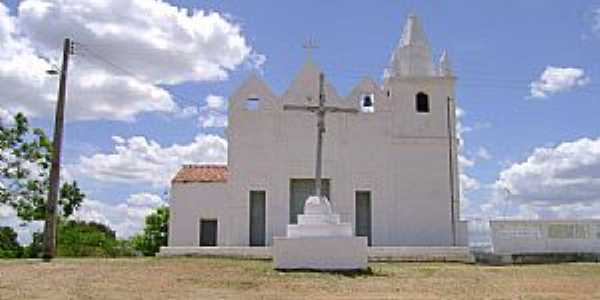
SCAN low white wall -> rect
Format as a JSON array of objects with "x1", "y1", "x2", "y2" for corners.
[{"x1": 491, "y1": 220, "x2": 600, "y2": 254}]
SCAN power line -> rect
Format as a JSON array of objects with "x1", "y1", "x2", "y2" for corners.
[
  {"x1": 75, "y1": 42, "x2": 600, "y2": 101},
  {"x1": 75, "y1": 43, "x2": 209, "y2": 109}
]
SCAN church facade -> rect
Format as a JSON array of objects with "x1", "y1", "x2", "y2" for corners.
[{"x1": 168, "y1": 15, "x2": 468, "y2": 248}]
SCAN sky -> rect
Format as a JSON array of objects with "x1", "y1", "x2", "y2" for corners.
[{"x1": 1, "y1": 0, "x2": 600, "y2": 245}]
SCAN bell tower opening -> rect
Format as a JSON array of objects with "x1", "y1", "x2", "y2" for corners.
[
  {"x1": 416, "y1": 92, "x2": 430, "y2": 113},
  {"x1": 360, "y1": 93, "x2": 375, "y2": 113}
]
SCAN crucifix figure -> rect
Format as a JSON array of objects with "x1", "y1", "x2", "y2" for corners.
[{"x1": 284, "y1": 73, "x2": 359, "y2": 202}]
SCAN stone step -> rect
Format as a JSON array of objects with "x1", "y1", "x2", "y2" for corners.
[{"x1": 159, "y1": 246, "x2": 474, "y2": 263}]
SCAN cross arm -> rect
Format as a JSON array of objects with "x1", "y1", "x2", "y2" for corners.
[
  {"x1": 323, "y1": 106, "x2": 359, "y2": 114},
  {"x1": 283, "y1": 104, "x2": 320, "y2": 112}
]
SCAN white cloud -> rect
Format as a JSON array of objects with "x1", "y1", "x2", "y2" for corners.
[
  {"x1": 71, "y1": 134, "x2": 227, "y2": 187},
  {"x1": 0, "y1": 107, "x2": 15, "y2": 125},
  {"x1": 174, "y1": 105, "x2": 200, "y2": 119},
  {"x1": 126, "y1": 193, "x2": 164, "y2": 207},
  {"x1": 476, "y1": 147, "x2": 492, "y2": 161},
  {"x1": 454, "y1": 107, "x2": 483, "y2": 220},
  {"x1": 197, "y1": 94, "x2": 228, "y2": 128},
  {"x1": 73, "y1": 193, "x2": 166, "y2": 239},
  {"x1": 494, "y1": 137, "x2": 600, "y2": 218},
  {"x1": 529, "y1": 66, "x2": 590, "y2": 98},
  {"x1": 0, "y1": 0, "x2": 261, "y2": 121},
  {"x1": 460, "y1": 174, "x2": 480, "y2": 191},
  {"x1": 0, "y1": 205, "x2": 43, "y2": 245},
  {"x1": 19, "y1": 0, "x2": 253, "y2": 84},
  {"x1": 206, "y1": 94, "x2": 226, "y2": 109},
  {"x1": 455, "y1": 107, "x2": 479, "y2": 194},
  {"x1": 61, "y1": 67, "x2": 177, "y2": 121},
  {"x1": 199, "y1": 113, "x2": 228, "y2": 128}
]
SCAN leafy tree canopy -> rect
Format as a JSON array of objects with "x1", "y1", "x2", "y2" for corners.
[
  {"x1": 0, "y1": 226, "x2": 22, "y2": 258},
  {"x1": 0, "y1": 113, "x2": 84, "y2": 222},
  {"x1": 132, "y1": 206, "x2": 169, "y2": 256},
  {"x1": 57, "y1": 220, "x2": 131, "y2": 257}
]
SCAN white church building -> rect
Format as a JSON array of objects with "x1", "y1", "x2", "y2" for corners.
[{"x1": 166, "y1": 15, "x2": 468, "y2": 250}]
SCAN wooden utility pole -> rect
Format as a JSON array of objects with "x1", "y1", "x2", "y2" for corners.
[
  {"x1": 447, "y1": 96, "x2": 457, "y2": 246},
  {"x1": 43, "y1": 38, "x2": 72, "y2": 260}
]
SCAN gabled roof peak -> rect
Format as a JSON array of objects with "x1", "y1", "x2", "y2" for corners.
[{"x1": 283, "y1": 59, "x2": 340, "y2": 105}]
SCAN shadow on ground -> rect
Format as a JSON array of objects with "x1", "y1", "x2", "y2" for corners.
[{"x1": 275, "y1": 267, "x2": 387, "y2": 278}]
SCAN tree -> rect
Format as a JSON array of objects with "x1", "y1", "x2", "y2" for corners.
[
  {"x1": 132, "y1": 207, "x2": 169, "y2": 256},
  {"x1": 0, "y1": 113, "x2": 84, "y2": 222},
  {"x1": 23, "y1": 232, "x2": 43, "y2": 258},
  {"x1": 21, "y1": 221, "x2": 135, "y2": 258},
  {"x1": 0, "y1": 226, "x2": 22, "y2": 258},
  {"x1": 57, "y1": 220, "x2": 119, "y2": 257}
]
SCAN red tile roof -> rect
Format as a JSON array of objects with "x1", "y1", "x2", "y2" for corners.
[{"x1": 172, "y1": 165, "x2": 228, "y2": 183}]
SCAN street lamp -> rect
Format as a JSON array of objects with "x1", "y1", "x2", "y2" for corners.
[{"x1": 46, "y1": 64, "x2": 60, "y2": 75}]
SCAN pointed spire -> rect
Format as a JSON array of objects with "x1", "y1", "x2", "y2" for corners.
[
  {"x1": 385, "y1": 14, "x2": 435, "y2": 79},
  {"x1": 400, "y1": 14, "x2": 430, "y2": 48},
  {"x1": 439, "y1": 50, "x2": 453, "y2": 77}
]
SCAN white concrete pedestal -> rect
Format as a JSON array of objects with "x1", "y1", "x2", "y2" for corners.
[
  {"x1": 272, "y1": 195, "x2": 368, "y2": 270},
  {"x1": 273, "y1": 236, "x2": 367, "y2": 270}
]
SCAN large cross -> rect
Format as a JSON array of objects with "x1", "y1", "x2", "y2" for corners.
[
  {"x1": 284, "y1": 73, "x2": 359, "y2": 198},
  {"x1": 302, "y1": 38, "x2": 319, "y2": 61}
]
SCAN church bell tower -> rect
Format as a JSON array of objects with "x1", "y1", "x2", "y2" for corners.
[
  {"x1": 383, "y1": 14, "x2": 456, "y2": 138},
  {"x1": 383, "y1": 14, "x2": 461, "y2": 242}
]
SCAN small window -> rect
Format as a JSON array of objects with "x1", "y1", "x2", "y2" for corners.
[
  {"x1": 245, "y1": 97, "x2": 260, "y2": 110},
  {"x1": 360, "y1": 93, "x2": 375, "y2": 113},
  {"x1": 386, "y1": 90, "x2": 391, "y2": 98},
  {"x1": 416, "y1": 92, "x2": 430, "y2": 113}
]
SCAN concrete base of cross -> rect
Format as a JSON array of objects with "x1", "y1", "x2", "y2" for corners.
[
  {"x1": 272, "y1": 195, "x2": 368, "y2": 270},
  {"x1": 273, "y1": 236, "x2": 368, "y2": 270}
]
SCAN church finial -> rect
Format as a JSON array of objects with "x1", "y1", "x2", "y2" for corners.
[
  {"x1": 302, "y1": 37, "x2": 319, "y2": 62},
  {"x1": 385, "y1": 14, "x2": 435, "y2": 79},
  {"x1": 439, "y1": 50, "x2": 453, "y2": 77}
]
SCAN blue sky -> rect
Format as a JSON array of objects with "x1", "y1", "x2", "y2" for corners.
[{"x1": 1, "y1": 0, "x2": 600, "y2": 244}]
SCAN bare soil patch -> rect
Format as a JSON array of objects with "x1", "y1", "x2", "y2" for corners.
[{"x1": 1, "y1": 257, "x2": 599, "y2": 299}]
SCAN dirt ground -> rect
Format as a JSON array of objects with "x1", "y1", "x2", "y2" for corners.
[{"x1": 1, "y1": 257, "x2": 600, "y2": 300}]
